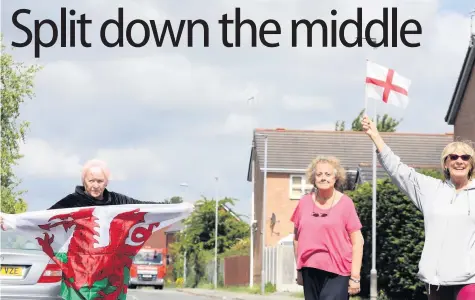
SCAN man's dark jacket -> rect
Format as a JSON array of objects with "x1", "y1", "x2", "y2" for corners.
[{"x1": 48, "y1": 186, "x2": 157, "y2": 210}]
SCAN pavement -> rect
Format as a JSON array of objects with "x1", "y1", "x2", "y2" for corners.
[
  {"x1": 176, "y1": 288, "x2": 300, "y2": 300},
  {"x1": 128, "y1": 288, "x2": 210, "y2": 299},
  {"x1": 127, "y1": 287, "x2": 301, "y2": 300}
]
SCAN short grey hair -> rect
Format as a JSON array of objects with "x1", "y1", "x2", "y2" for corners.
[{"x1": 81, "y1": 159, "x2": 111, "y2": 184}]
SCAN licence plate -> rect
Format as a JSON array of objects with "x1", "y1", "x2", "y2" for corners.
[
  {"x1": 0, "y1": 266, "x2": 23, "y2": 277},
  {"x1": 142, "y1": 274, "x2": 152, "y2": 278}
]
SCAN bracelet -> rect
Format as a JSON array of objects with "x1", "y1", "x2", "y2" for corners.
[{"x1": 350, "y1": 277, "x2": 360, "y2": 283}]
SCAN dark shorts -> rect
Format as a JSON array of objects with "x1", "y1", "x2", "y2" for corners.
[{"x1": 301, "y1": 267, "x2": 349, "y2": 300}]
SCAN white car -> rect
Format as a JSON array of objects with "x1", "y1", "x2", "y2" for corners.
[{"x1": 0, "y1": 231, "x2": 63, "y2": 299}]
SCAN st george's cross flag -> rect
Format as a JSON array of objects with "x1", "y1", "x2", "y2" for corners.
[
  {"x1": 365, "y1": 60, "x2": 412, "y2": 109},
  {"x1": 0, "y1": 203, "x2": 193, "y2": 300}
]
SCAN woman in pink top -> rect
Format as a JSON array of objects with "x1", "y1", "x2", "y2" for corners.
[{"x1": 291, "y1": 155, "x2": 365, "y2": 299}]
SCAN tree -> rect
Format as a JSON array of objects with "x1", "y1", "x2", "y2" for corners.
[
  {"x1": 335, "y1": 109, "x2": 402, "y2": 132},
  {"x1": 335, "y1": 120, "x2": 345, "y2": 131},
  {"x1": 221, "y1": 236, "x2": 250, "y2": 257},
  {"x1": 1, "y1": 39, "x2": 41, "y2": 213},
  {"x1": 170, "y1": 196, "x2": 249, "y2": 287},
  {"x1": 347, "y1": 169, "x2": 443, "y2": 299},
  {"x1": 163, "y1": 196, "x2": 183, "y2": 204}
]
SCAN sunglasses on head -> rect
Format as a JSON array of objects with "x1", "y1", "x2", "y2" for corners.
[{"x1": 448, "y1": 154, "x2": 471, "y2": 161}]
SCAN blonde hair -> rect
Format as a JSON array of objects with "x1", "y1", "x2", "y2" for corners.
[
  {"x1": 440, "y1": 140, "x2": 475, "y2": 180},
  {"x1": 306, "y1": 155, "x2": 347, "y2": 188}
]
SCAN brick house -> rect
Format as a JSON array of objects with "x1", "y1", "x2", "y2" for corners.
[
  {"x1": 144, "y1": 227, "x2": 169, "y2": 249},
  {"x1": 144, "y1": 221, "x2": 187, "y2": 250},
  {"x1": 445, "y1": 34, "x2": 475, "y2": 142},
  {"x1": 247, "y1": 129, "x2": 454, "y2": 284},
  {"x1": 164, "y1": 221, "x2": 185, "y2": 251}
]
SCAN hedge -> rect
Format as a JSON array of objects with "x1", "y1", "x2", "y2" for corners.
[{"x1": 347, "y1": 169, "x2": 443, "y2": 300}]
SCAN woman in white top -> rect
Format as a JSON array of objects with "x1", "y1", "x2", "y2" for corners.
[{"x1": 362, "y1": 115, "x2": 475, "y2": 300}]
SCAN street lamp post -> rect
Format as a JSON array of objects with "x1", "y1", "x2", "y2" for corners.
[
  {"x1": 250, "y1": 144, "x2": 255, "y2": 288},
  {"x1": 180, "y1": 183, "x2": 189, "y2": 200},
  {"x1": 179, "y1": 183, "x2": 189, "y2": 286},
  {"x1": 214, "y1": 176, "x2": 219, "y2": 289},
  {"x1": 258, "y1": 134, "x2": 268, "y2": 295}
]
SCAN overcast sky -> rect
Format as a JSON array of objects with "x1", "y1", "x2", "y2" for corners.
[{"x1": 1, "y1": 0, "x2": 473, "y2": 219}]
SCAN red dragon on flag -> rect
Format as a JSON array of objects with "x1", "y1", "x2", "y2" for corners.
[{"x1": 1, "y1": 203, "x2": 193, "y2": 300}]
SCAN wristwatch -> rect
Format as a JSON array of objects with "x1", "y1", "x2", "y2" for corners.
[{"x1": 350, "y1": 277, "x2": 360, "y2": 283}]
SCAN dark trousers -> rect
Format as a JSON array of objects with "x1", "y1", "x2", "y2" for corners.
[
  {"x1": 425, "y1": 284, "x2": 465, "y2": 300},
  {"x1": 301, "y1": 267, "x2": 349, "y2": 300}
]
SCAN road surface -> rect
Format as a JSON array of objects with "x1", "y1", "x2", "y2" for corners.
[{"x1": 128, "y1": 288, "x2": 210, "y2": 300}]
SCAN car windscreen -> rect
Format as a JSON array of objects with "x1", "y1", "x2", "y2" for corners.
[
  {"x1": 133, "y1": 251, "x2": 162, "y2": 265},
  {"x1": 0, "y1": 231, "x2": 42, "y2": 251}
]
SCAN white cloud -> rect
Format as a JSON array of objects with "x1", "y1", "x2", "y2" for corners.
[
  {"x1": 16, "y1": 138, "x2": 83, "y2": 178},
  {"x1": 35, "y1": 61, "x2": 96, "y2": 104},
  {"x1": 282, "y1": 95, "x2": 333, "y2": 111},
  {"x1": 218, "y1": 113, "x2": 259, "y2": 136},
  {"x1": 16, "y1": 139, "x2": 166, "y2": 182},
  {"x1": 30, "y1": 53, "x2": 250, "y2": 110},
  {"x1": 303, "y1": 123, "x2": 336, "y2": 131},
  {"x1": 95, "y1": 147, "x2": 167, "y2": 181}
]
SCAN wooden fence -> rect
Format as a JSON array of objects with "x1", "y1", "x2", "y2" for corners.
[
  {"x1": 221, "y1": 245, "x2": 302, "y2": 292},
  {"x1": 223, "y1": 255, "x2": 250, "y2": 286}
]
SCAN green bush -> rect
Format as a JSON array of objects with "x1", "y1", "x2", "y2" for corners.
[
  {"x1": 264, "y1": 282, "x2": 276, "y2": 293},
  {"x1": 220, "y1": 237, "x2": 250, "y2": 258},
  {"x1": 347, "y1": 170, "x2": 442, "y2": 300}
]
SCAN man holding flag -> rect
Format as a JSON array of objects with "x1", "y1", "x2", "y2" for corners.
[
  {"x1": 1, "y1": 159, "x2": 193, "y2": 300},
  {"x1": 363, "y1": 61, "x2": 475, "y2": 300}
]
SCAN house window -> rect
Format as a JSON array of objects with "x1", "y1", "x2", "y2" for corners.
[{"x1": 289, "y1": 175, "x2": 313, "y2": 200}]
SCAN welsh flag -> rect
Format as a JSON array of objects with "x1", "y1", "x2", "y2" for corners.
[{"x1": 1, "y1": 203, "x2": 193, "y2": 300}]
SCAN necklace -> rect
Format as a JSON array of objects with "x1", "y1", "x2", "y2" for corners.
[
  {"x1": 311, "y1": 189, "x2": 336, "y2": 217},
  {"x1": 314, "y1": 189, "x2": 335, "y2": 209}
]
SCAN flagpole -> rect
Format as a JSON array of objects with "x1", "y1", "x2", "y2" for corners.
[
  {"x1": 365, "y1": 65, "x2": 378, "y2": 300},
  {"x1": 364, "y1": 60, "x2": 369, "y2": 114},
  {"x1": 363, "y1": 36, "x2": 378, "y2": 300},
  {"x1": 371, "y1": 97, "x2": 378, "y2": 300},
  {"x1": 364, "y1": 41, "x2": 411, "y2": 300}
]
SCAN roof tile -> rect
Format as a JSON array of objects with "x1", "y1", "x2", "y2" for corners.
[{"x1": 251, "y1": 129, "x2": 453, "y2": 173}]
